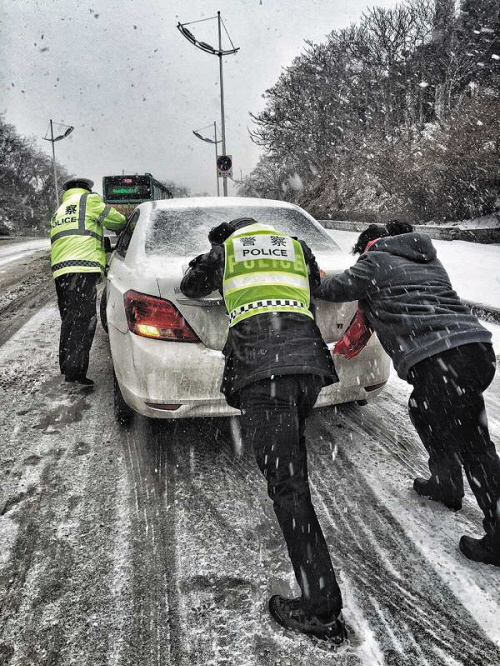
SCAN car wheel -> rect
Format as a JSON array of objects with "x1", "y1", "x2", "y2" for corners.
[
  {"x1": 100, "y1": 289, "x2": 108, "y2": 333},
  {"x1": 113, "y1": 372, "x2": 133, "y2": 427},
  {"x1": 356, "y1": 399, "x2": 368, "y2": 406}
]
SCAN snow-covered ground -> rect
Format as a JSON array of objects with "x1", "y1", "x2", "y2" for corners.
[
  {"x1": 0, "y1": 238, "x2": 49, "y2": 270},
  {"x1": 1, "y1": 234, "x2": 500, "y2": 664}
]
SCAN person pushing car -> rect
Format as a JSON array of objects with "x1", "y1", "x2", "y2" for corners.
[
  {"x1": 180, "y1": 217, "x2": 347, "y2": 645},
  {"x1": 50, "y1": 177, "x2": 127, "y2": 385},
  {"x1": 315, "y1": 221, "x2": 500, "y2": 567}
]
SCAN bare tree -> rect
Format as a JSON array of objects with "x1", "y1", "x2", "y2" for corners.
[
  {"x1": 0, "y1": 115, "x2": 69, "y2": 234},
  {"x1": 247, "y1": 0, "x2": 500, "y2": 220}
]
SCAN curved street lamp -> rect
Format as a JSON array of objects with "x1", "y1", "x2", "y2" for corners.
[
  {"x1": 177, "y1": 12, "x2": 239, "y2": 196},
  {"x1": 177, "y1": 21, "x2": 239, "y2": 57},
  {"x1": 42, "y1": 119, "x2": 74, "y2": 207},
  {"x1": 193, "y1": 122, "x2": 222, "y2": 195}
]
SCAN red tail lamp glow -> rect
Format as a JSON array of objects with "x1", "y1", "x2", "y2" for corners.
[{"x1": 124, "y1": 290, "x2": 199, "y2": 342}]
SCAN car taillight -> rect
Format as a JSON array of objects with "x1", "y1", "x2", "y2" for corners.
[{"x1": 124, "y1": 290, "x2": 199, "y2": 342}]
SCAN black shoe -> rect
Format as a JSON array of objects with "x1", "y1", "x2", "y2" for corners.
[
  {"x1": 268, "y1": 595, "x2": 347, "y2": 645},
  {"x1": 459, "y1": 535, "x2": 500, "y2": 567},
  {"x1": 413, "y1": 477, "x2": 462, "y2": 511},
  {"x1": 65, "y1": 376, "x2": 94, "y2": 386}
]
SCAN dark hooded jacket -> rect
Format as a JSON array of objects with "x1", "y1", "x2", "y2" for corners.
[
  {"x1": 313, "y1": 232, "x2": 492, "y2": 380},
  {"x1": 180, "y1": 227, "x2": 337, "y2": 406}
]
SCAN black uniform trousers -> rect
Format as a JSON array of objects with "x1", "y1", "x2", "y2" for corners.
[
  {"x1": 55, "y1": 272, "x2": 100, "y2": 380},
  {"x1": 238, "y1": 374, "x2": 342, "y2": 618},
  {"x1": 408, "y1": 342, "x2": 500, "y2": 539}
]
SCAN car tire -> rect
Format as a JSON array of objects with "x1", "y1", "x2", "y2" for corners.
[
  {"x1": 113, "y1": 372, "x2": 133, "y2": 427},
  {"x1": 100, "y1": 289, "x2": 108, "y2": 333},
  {"x1": 356, "y1": 399, "x2": 368, "y2": 406}
]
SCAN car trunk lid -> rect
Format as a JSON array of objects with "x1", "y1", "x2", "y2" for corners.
[{"x1": 154, "y1": 255, "x2": 358, "y2": 352}]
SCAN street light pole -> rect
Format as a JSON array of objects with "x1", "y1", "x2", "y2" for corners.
[
  {"x1": 217, "y1": 11, "x2": 228, "y2": 196},
  {"x1": 177, "y1": 14, "x2": 239, "y2": 197},
  {"x1": 42, "y1": 120, "x2": 74, "y2": 208},
  {"x1": 50, "y1": 120, "x2": 59, "y2": 207}
]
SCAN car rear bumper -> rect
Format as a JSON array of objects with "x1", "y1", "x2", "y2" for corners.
[{"x1": 109, "y1": 325, "x2": 391, "y2": 419}]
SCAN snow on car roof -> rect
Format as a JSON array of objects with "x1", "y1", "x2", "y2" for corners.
[
  {"x1": 139, "y1": 199, "x2": 338, "y2": 258},
  {"x1": 140, "y1": 196, "x2": 307, "y2": 213}
]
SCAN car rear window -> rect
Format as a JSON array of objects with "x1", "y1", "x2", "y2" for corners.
[{"x1": 144, "y1": 206, "x2": 339, "y2": 256}]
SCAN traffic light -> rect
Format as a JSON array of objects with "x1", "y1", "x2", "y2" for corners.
[{"x1": 216, "y1": 154, "x2": 233, "y2": 177}]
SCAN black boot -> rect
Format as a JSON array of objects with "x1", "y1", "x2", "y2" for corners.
[
  {"x1": 268, "y1": 595, "x2": 347, "y2": 645},
  {"x1": 65, "y1": 375, "x2": 94, "y2": 386},
  {"x1": 413, "y1": 477, "x2": 462, "y2": 511},
  {"x1": 459, "y1": 534, "x2": 500, "y2": 567}
]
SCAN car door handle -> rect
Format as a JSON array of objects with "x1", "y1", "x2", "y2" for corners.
[{"x1": 176, "y1": 297, "x2": 224, "y2": 307}]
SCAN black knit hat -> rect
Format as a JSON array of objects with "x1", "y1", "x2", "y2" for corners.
[
  {"x1": 352, "y1": 224, "x2": 388, "y2": 255},
  {"x1": 386, "y1": 220, "x2": 414, "y2": 236},
  {"x1": 208, "y1": 217, "x2": 257, "y2": 245},
  {"x1": 228, "y1": 217, "x2": 257, "y2": 231}
]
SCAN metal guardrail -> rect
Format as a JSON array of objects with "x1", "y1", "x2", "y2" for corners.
[
  {"x1": 463, "y1": 301, "x2": 500, "y2": 325},
  {"x1": 318, "y1": 220, "x2": 500, "y2": 244}
]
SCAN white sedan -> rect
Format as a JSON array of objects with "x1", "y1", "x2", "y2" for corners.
[{"x1": 101, "y1": 197, "x2": 390, "y2": 424}]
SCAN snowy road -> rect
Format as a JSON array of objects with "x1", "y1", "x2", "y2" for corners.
[
  {"x1": 0, "y1": 238, "x2": 49, "y2": 270},
  {"x1": 0, "y1": 238, "x2": 53, "y2": 346},
  {"x1": 0, "y1": 238, "x2": 499, "y2": 665}
]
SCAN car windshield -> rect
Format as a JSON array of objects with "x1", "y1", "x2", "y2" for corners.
[{"x1": 144, "y1": 206, "x2": 338, "y2": 256}]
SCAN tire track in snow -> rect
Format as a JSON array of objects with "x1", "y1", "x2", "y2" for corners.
[
  {"x1": 119, "y1": 417, "x2": 191, "y2": 666},
  {"x1": 151, "y1": 418, "x2": 267, "y2": 666}
]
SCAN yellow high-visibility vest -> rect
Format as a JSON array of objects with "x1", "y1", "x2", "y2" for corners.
[
  {"x1": 223, "y1": 223, "x2": 312, "y2": 327},
  {"x1": 50, "y1": 188, "x2": 126, "y2": 279}
]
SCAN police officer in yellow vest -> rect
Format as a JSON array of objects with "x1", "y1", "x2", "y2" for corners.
[
  {"x1": 50, "y1": 177, "x2": 126, "y2": 385},
  {"x1": 180, "y1": 217, "x2": 347, "y2": 645}
]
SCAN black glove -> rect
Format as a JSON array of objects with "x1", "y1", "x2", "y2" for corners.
[{"x1": 188, "y1": 253, "x2": 208, "y2": 268}]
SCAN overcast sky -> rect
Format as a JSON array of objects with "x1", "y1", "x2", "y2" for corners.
[{"x1": 1, "y1": 0, "x2": 401, "y2": 198}]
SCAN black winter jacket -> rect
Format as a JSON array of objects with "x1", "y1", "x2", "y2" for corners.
[
  {"x1": 180, "y1": 240, "x2": 338, "y2": 406},
  {"x1": 313, "y1": 232, "x2": 492, "y2": 380}
]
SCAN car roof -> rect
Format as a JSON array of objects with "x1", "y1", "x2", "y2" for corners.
[{"x1": 137, "y1": 196, "x2": 310, "y2": 214}]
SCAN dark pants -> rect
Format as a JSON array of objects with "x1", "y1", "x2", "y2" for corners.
[
  {"x1": 238, "y1": 374, "x2": 342, "y2": 617},
  {"x1": 408, "y1": 342, "x2": 500, "y2": 538},
  {"x1": 55, "y1": 272, "x2": 99, "y2": 380}
]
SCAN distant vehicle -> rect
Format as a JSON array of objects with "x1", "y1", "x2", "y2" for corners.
[
  {"x1": 0, "y1": 223, "x2": 11, "y2": 237},
  {"x1": 102, "y1": 173, "x2": 173, "y2": 218},
  {"x1": 100, "y1": 196, "x2": 391, "y2": 426}
]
